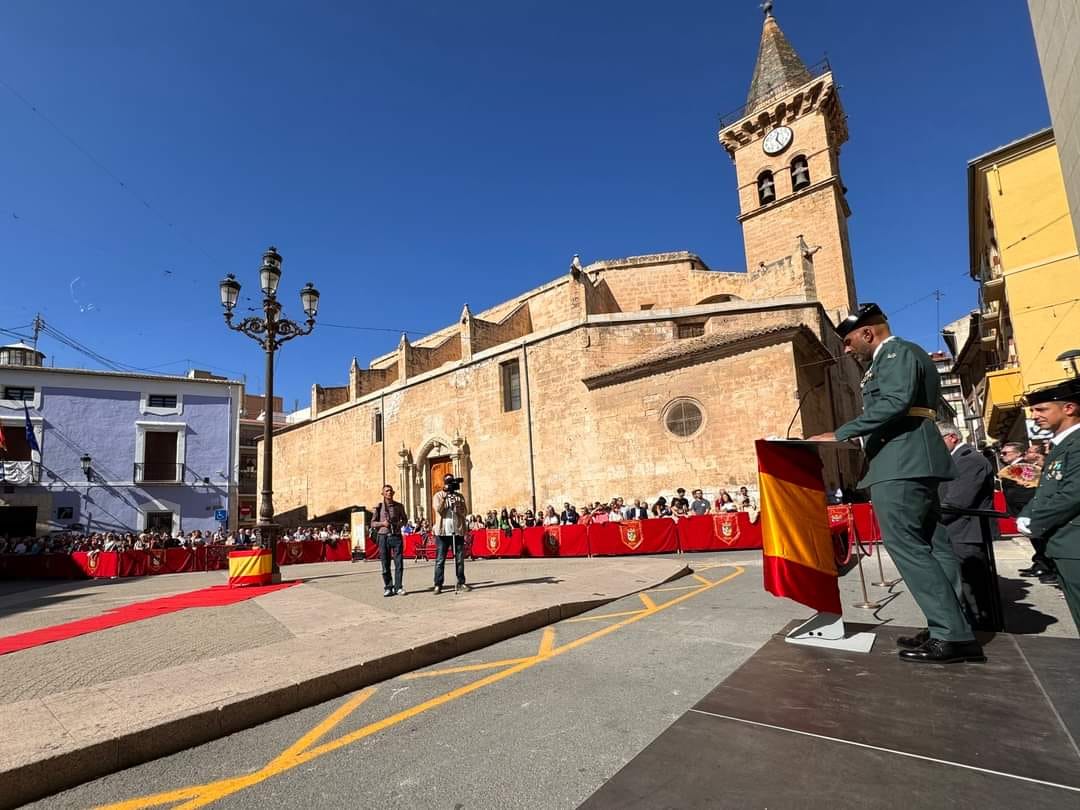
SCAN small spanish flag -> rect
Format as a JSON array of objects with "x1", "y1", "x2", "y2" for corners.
[
  {"x1": 228, "y1": 549, "x2": 274, "y2": 588},
  {"x1": 756, "y1": 440, "x2": 841, "y2": 615}
]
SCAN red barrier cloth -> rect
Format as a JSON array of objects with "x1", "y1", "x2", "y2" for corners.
[
  {"x1": 0, "y1": 553, "x2": 88, "y2": 580},
  {"x1": 71, "y1": 551, "x2": 119, "y2": 578},
  {"x1": 403, "y1": 534, "x2": 438, "y2": 560},
  {"x1": 0, "y1": 581, "x2": 299, "y2": 656},
  {"x1": 322, "y1": 540, "x2": 353, "y2": 562},
  {"x1": 364, "y1": 537, "x2": 380, "y2": 560},
  {"x1": 276, "y1": 540, "x2": 325, "y2": 566},
  {"x1": 676, "y1": 513, "x2": 763, "y2": 551},
  {"x1": 588, "y1": 518, "x2": 678, "y2": 556},
  {"x1": 470, "y1": 528, "x2": 525, "y2": 558},
  {"x1": 993, "y1": 491, "x2": 1018, "y2": 535},
  {"x1": 521, "y1": 525, "x2": 590, "y2": 557}
]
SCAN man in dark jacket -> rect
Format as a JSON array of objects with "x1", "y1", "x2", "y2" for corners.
[
  {"x1": 936, "y1": 423, "x2": 997, "y2": 630},
  {"x1": 371, "y1": 484, "x2": 408, "y2": 596}
]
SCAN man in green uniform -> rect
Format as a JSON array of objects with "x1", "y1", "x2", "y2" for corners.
[
  {"x1": 809, "y1": 303, "x2": 982, "y2": 663},
  {"x1": 1016, "y1": 378, "x2": 1080, "y2": 633}
]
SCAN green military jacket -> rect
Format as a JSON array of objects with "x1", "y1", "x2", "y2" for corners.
[
  {"x1": 1020, "y1": 426, "x2": 1080, "y2": 560},
  {"x1": 834, "y1": 337, "x2": 956, "y2": 488}
]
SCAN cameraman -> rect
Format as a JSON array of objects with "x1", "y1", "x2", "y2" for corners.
[{"x1": 432, "y1": 473, "x2": 471, "y2": 594}]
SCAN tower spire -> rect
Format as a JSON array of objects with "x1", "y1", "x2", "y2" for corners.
[{"x1": 746, "y1": 3, "x2": 812, "y2": 113}]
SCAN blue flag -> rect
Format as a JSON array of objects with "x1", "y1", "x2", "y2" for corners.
[{"x1": 23, "y1": 402, "x2": 39, "y2": 453}]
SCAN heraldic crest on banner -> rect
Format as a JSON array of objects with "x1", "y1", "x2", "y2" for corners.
[
  {"x1": 486, "y1": 529, "x2": 501, "y2": 554},
  {"x1": 712, "y1": 514, "x2": 740, "y2": 545},
  {"x1": 87, "y1": 549, "x2": 101, "y2": 573},
  {"x1": 543, "y1": 526, "x2": 560, "y2": 552},
  {"x1": 619, "y1": 520, "x2": 643, "y2": 550},
  {"x1": 148, "y1": 548, "x2": 167, "y2": 573},
  {"x1": 286, "y1": 541, "x2": 304, "y2": 563}
]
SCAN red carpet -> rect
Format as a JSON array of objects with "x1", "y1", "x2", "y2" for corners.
[{"x1": 0, "y1": 581, "x2": 299, "y2": 656}]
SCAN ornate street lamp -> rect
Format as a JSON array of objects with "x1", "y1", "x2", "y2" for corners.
[
  {"x1": 219, "y1": 246, "x2": 319, "y2": 581},
  {"x1": 80, "y1": 454, "x2": 92, "y2": 481}
]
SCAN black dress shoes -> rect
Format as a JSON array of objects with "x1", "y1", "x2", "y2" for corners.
[
  {"x1": 896, "y1": 628, "x2": 930, "y2": 649},
  {"x1": 1019, "y1": 566, "x2": 1051, "y2": 577},
  {"x1": 899, "y1": 638, "x2": 986, "y2": 664}
]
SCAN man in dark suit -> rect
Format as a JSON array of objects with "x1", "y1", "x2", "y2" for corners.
[
  {"x1": 809, "y1": 303, "x2": 979, "y2": 663},
  {"x1": 936, "y1": 423, "x2": 997, "y2": 630},
  {"x1": 1018, "y1": 379, "x2": 1080, "y2": 632}
]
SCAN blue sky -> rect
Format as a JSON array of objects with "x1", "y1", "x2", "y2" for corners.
[{"x1": 1, "y1": 1, "x2": 1050, "y2": 408}]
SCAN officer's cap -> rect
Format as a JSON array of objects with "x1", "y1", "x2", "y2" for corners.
[
  {"x1": 1023, "y1": 378, "x2": 1080, "y2": 406},
  {"x1": 835, "y1": 302, "x2": 887, "y2": 338}
]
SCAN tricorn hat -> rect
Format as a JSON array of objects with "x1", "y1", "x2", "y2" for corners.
[
  {"x1": 835, "y1": 302, "x2": 887, "y2": 338},
  {"x1": 1022, "y1": 378, "x2": 1080, "y2": 407}
]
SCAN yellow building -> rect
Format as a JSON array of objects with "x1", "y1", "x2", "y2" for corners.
[{"x1": 968, "y1": 128, "x2": 1080, "y2": 440}]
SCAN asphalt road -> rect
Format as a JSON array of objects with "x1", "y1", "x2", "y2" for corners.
[
  {"x1": 23, "y1": 543, "x2": 1074, "y2": 810},
  {"x1": 27, "y1": 553, "x2": 808, "y2": 809}
]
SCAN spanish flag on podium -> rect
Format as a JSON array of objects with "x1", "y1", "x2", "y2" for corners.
[
  {"x1": 756, "y1": 439, "x2": 875, "y2": 653},
  {"x1": 228, "y1": 549, "x2": 274, "y2": 588}
]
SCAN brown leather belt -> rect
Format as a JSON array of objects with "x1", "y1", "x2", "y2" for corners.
[{"x1": 907, "y1": 407, "x2": 936, "y2": 419}]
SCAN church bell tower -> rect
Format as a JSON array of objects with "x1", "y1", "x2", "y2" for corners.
[{"x1": 719, "y1": 3, "x2": 856, "y2": 323}]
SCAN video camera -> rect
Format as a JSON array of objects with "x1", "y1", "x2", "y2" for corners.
[{"x1": 444, "y1": 474, "x2": 464, "y2": 493}]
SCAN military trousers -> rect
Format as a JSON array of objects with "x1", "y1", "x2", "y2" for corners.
[
  {"x1": 871, "y1": 478, "x2": 974, "y2": 642},
  {"x1": 1050, "y1": 557, "x2": 1080, "y2": 634}
]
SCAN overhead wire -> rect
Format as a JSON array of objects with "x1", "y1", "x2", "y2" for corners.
[{"x1": 0, "y1": 75, "x2": 218, "y2": 266}]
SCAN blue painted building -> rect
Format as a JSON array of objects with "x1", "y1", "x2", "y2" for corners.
[{"x1": 0, "y1": 343, "x2": 242, "y2": 537}]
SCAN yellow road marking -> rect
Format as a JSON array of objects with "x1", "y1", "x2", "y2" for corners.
[
  {"x1": 563, "y1": 608, "x2": 646, "y2": 623},
  {"x1": 100, "y1": 566, "x2": 744, "y2": 810},
  {"x1": 537, "y1": 626, "x2": 556, "y2": 656},
  {"x1": 647, "y1": 584, "x2": 703, "y2": 592},
  {"x1": 402, "y1": 657, "x2": 534, "y2": 679},
  {"x1": 639, "y1": 593, "x2": 657, "y2": 610},
  {"x1": 692, "y1": 573, "x2": 712, "y2": 585},
  {"x1": 96, "y1": 688, "x2": 377, "y2": 810}
]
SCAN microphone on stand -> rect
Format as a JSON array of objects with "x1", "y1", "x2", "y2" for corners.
[{"x1": 785, "y1": 355, "x2": 844, "y2": 439}]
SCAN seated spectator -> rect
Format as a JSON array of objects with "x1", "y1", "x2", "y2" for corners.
[
  {"x1": 715, "y1": 491, "x2": 738, "y2": 513},
  {"x1": 690, "y1": 489, "x2": 710, "y2": 515},
  {"x1": 671, "y1": 488, "x2": 690, "y2": 512},
  {"x1": 651, "y1": 497, "x2": 671, "y2": 517}
]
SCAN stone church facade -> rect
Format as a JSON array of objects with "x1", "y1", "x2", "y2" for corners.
[{"x1": 268, "y1": 9, "x2": 866, "y2": 522}]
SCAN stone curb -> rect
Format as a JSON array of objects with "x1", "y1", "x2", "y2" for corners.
[{"x1": 1, "y1": 564, "x2": 690, "y2": 808}]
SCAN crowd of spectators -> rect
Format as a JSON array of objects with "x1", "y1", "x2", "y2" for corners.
[
  {"x1": 460, "y1": 486, "x2": 760, "y2": 531},
  {"x1": 0, "y1": 524, "x2": 351, "y2": 556}
]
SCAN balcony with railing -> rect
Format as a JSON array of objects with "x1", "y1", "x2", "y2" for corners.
[
  {"x1": 982, "y1": 365, "x2": 1024, "y2": 437},
  {"x1": 0, "y1": 461, "x2": 40, "y2": 485},
  {"x1": 133, "y1": 462, "x2": 186, "y2": 484},
  {"x1": 718, "y1": 58, "x2": 832, "y2": 129}
]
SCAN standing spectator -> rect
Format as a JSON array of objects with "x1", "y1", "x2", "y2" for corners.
[
  {"x1": 371, "y1": 484, "x2": 407, "y2": 597},
  {"x1": 651, "y1": 497, "x2": 672, "y2": 518},
  {"x1": 561, "y1": 503, "x2": 579, "y2": 525},
  {"x1": 671, "y1": 488, "x2": 690, "y2": 512},
  {"x1": 999, "y1": 442, "x2": 1050, "y2": 577},
  {"x1": 690, "y1": 489, "x2": 710, "y2": 515},
  {"x1": 716, "y1": 491, "x2": 738, "y2": 513},
  {"x1": 738, "y1": 486, "x2": 757, "y2": 510},
  {"x1": 432, "y1": 474, "x2": 470, "y2": 595},
  {"x1": 936, "y1": 423, "x2": 998, "y2": 630},
  {"x1": 543, "y1": 505, "x2": 560, "y2": 526}
]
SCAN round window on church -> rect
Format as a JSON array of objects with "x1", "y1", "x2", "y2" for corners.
[{"x1": 663, "y1": 399, "x2": 704, "y2": 439}]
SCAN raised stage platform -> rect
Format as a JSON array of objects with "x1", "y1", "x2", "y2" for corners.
[{"x1": 581, "y1": 623, "x2": 1080, "y2": 809}]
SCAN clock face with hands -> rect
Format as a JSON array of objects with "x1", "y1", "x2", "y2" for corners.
[{"x1": 762, "y1": 126, "x2": 793, "y2": 155}]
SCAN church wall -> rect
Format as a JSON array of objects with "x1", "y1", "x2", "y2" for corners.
[
  {"x1": 534, "y1": 342, "x2": 800, "y2": 506},
  {"x1": 269, "y1": 398, "x2": 385, "y2": 520},
  {"x1": 597, "y1": 261, "x2": 749, "y2": 311}
]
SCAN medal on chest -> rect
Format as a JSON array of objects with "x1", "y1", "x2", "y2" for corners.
[{"x1": 1045, "y1": 459, "x2": 1065, "y2": 481}]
